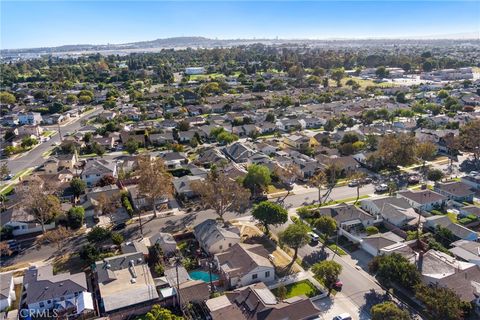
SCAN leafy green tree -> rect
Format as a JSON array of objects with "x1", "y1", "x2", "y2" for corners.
[
  {"x1": 0, "y1": 92, "x2": 16, "y2": 105},
  {"x1": 416, "y1": 141, "x2": 437, "y2": 176},
  {"x1": 312, "y1": 260, "x2": 342, "y2": 296},
  {"x1": 433, "y1": 225, "x2": 457, "y2": 247},
  {"x1": 87, "y1": 226, "x2": 111, "y2": 243},
  {"x1": 415, "y1": 284, "x2": 469, "y2": 320},
  {"x1": 216, "y1": 131, "x2": 238, "y2": 145},
  {"x1": 67, "y1": 206, "x2": 85, "y2": 229},
  {"x1": 145, "y1": 305, "x2": 183, "y2": 320},
  {"x1": 125, "y1": 138, "x2": 139, "y2": 154},
  {"x1": 278, "y1": 222, "x2": 310, "y2": 264},
  {"x1": 21, "y1": 136, "x2": 38, "y2": 148},
  {"x1": 370, "y1": 301, "x2": 411, "y2": 320},
  {"x1": 252, "y1": 201, "x2": 288, "y2": 235},
  {"x1": 79, "y1": 244, "x2": 100, "y2": 263},
  {"x1": 314, "y1": 216, "x2": 337, "y2": 247},
  {"x1": 369, "y1": 253, "x2": 420, "y2": 291},
  {"x1": 70, "y1": 178, "x2": 86, "y2": 197},
  {"x1": 243, "y1": 164, "x2": 271, "y2": 197},
  {"x1": 375, "y1": 66, "x2": 389, "y2": 78},
  {"x1": 427, "y1": 168, "x2": 444, "y2": 182}
]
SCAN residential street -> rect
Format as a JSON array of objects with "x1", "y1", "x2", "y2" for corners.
[{"x1": 4, "y1": 107, "x2": 103, "y2": 176}]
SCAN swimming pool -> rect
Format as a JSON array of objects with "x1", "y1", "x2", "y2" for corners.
[{"x1": 189, "y1": 270, "x2": 219, "y2": 282}]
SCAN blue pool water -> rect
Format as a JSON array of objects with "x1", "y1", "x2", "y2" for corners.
[{"x1": 189, "y1": 270, "x2": 219, "y2": 282}]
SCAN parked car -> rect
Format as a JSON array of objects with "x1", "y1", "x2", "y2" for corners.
[
  {"x1": 408, "y1": 175, "x2": 420, "y2": 184},
  {"x1": 348, "y1": 180, "x2": 359, "y2": 187},
  {"x1": 308, "y1": 231, "x2": 320, "y2": 242},
  {"x1": 375, "y1": 184, "x2": 389, "y2": 193},
  {"x1": 4, "y1": 173, "x2": 14, "y2": 180},
  {"x1": 112, "y1": 222, "x2": 126, "y2": 231},
  {"x1": 333, "y1": 313, "x2": 352, "y2": 320}
]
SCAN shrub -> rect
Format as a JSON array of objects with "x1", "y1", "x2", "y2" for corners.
[
  {"x1": 79, "y1": 244, "x2": 100, "y2": 263},
  {"x1": 121, "y1": 193, "x2": 134, "y2": 216},
  {"x1": 366, "y1": 226, "x2": 379, "y2": 235},
  {"x1": 111, "y1": 232, "x2": 124, "y2": 245},
  {"x1": 87, "y1": 226, "x2": 111, "y2": 243},
  {"x1": 67, "y1": 206, "x2": 85, "y2": 229},
  {"x1": 154, "y1": 263, "x2": 164, "y2": 276}
]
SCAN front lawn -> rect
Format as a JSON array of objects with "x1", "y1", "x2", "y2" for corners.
[{"x1": 272, "y1": 280, "x2": 320, "y2": 299}]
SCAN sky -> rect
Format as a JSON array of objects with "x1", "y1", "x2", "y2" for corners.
[{"x1": 1, "y1": 1, "x2": 479, "y2": 49}]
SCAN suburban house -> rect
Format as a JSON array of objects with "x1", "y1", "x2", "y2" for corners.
[
  {"x1": 433, "y1": 181, "x2": 475, "y2": 203},
  {"x1": 1, "y1": 207, "x2": 56, "y2": 236},
  {"x1": 94, "y1": 252, "x2": 159, "y2": 314},
  {"x1": 128, "y1": 184, "x2": 168, "y2": 211},
  {"x1": 80, "y1": 159, "x2": 117, "y2": 187},
  {"x1": 157, "y1": 151, "x2": 188, "y2": 169},
  {"x1": 173, "y1": 175, "x2": 204, "y2": 200},
  {"x1": 419, "y1": 249, "x2": 475, "y2": 284},
  {"x1": 449, "y1": 240, "x2": 480, "y2": 265},
  {"x1": 21, "y1": 265, "x2": 93, "y2": 315},
  {"x1": 318, "y1": 203, "x2": 377, "y2": 232},
  {"x1": 425, "y1": 215, "x2": 478, "y2": 241},
  {"x1": 0, "y1": 273, "x2": 15, "y2": 311},
  {"x1": 18, "y1": 112, "x2": 42, "y2": 125},
  {"x1": 214, "y1": 243, "x2": 275, "y2": 288},
  {"x1": 193, "y1": 219, "x2": 241, "y2": 254},
  {"x1": 149, "y1": 132, "x2": 174, "y2": 146},
  {"x1": 396, "y1": 189, "x2": 447, "y2": 211},
  {"x1": 282, "y1": 134, "x2": 313, "y2": 150},
  {"x1": 461, "y1": 172, "x2": 480, "y2": 190},
  {"x1": 361, "y1": 197, "x2": 422, "y2": 228},
  {"x1": 148, "y1": 233, "x2": 178, "y2": 256},
  {"x1": 361, "y1": 232, "x2": 404, "y2": 257},
  {"x1": 223, "y1": 142, "x2": 255, "y2": 163},
  {"x1": 205, "y1": 282, "x2": 321, "y2": 320}
]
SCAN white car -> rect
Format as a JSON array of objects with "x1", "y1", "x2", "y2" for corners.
[
  {"x1": 375, "y1": 183, "x2": 389, "y2": 193},
  {"x1": 333, "y1": 313, "x2": 352, "y2": 320},
  {"x1": 308, "y1": 231, "x2": 320, "y2": 242}
]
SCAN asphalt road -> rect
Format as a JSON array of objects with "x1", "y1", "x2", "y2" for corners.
[
  {"x1": 5, "y1": 107, "x2": 103, "y2": 176},
  {"x1": 5, "y1": 183, "x2": 374, "y2": 265}
]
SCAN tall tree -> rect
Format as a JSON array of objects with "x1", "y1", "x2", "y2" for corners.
[
  {"x1": 145, "y1": 305, "x2": 183, "y2": 320},
  {"x1": 416, "y1": 141, "x2": 437, "y2": 177},
  {"x1": 459, "y1": 119, "x2": 480, "y2": 161},
  {"x1": 243, "y1": 164, "x2": 271, "y2": 198},
  {"x1": 308, "y1": 170, "x2": 327, "y2": 206},
  {"x1": 191, "y1": 170, "x2": 250, "y2": 222},
  {"x1": 0, "y1": 162, "x2": 10, "y2": 180},
  {"x1": 252, "y1": 201, "x2": 288, "y2": 236},
  {"x1": 20, "y1": 179, "x2": 61, "y2": 233},
  {"x1": 70, "y1": 177, "x2": 86, "y2": 198},
  {"x1": 347, "y1": 171, "x2": 367, "y2": 204},
  {"x1": 137, "y1": 156, "x2": 173, "y2": 218},
  {"x1": 278, "y1": 222, "x2": 310, "y2": 264},
  {"x1": 314, "y1": 216, "x2": 337, "y2": 250},
  {"x1": 377, "y1": 133, "x2": 417, "y2": 168},
  {"x1": 312, "y1": 260, "x2": 342, "y2": 296},
  {"x1": 415, "y1": 284, "x2": 468, "y2": 320},
  {"x1": 368, "y1": 253, "x2": 421, "y2": 291}
]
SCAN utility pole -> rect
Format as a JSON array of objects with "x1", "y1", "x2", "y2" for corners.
[{"x1": 57, "y1": 122, "x2": 63, "y2": 142}]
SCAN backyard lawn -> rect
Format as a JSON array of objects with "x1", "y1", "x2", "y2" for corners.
[{"x1": 272, "y1": 280, "x2": 320, "y2": 299}]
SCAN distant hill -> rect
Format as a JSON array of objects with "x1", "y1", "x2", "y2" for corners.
[{"x1": 1, "y1": 36, "x2": 479, "y2": 58}]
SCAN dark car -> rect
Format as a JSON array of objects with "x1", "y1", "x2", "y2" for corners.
[{"x1": 112, "y1": 222, "x2": 126, "y2": 231}]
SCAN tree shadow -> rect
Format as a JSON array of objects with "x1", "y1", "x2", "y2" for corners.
[
  {"x1": 359, "y1": 289, "x2": 389, "y2": 316},
  {"x1": 301, "y1": 250, "x2": 328, "y2": 267}
]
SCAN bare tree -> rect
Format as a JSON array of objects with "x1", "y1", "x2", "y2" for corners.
[
  {"x1": 20, "y1": 178, "x2": 61, "y2": 233},
  {"x1": 43, "y1": 226, "x2": 73, "y2": 251},
  {"x1": 94, "y1": 193, "x2": 119, "y2": 223},
  {"x1": 191, "y1": 170, "x2": 250, "y2": 222},
  {"x1": 0, "y1": 242, "x2": 12, "y2": 256},
  {"x1": 137, "y1": 156, "x2": 174, "y2": 218}
]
